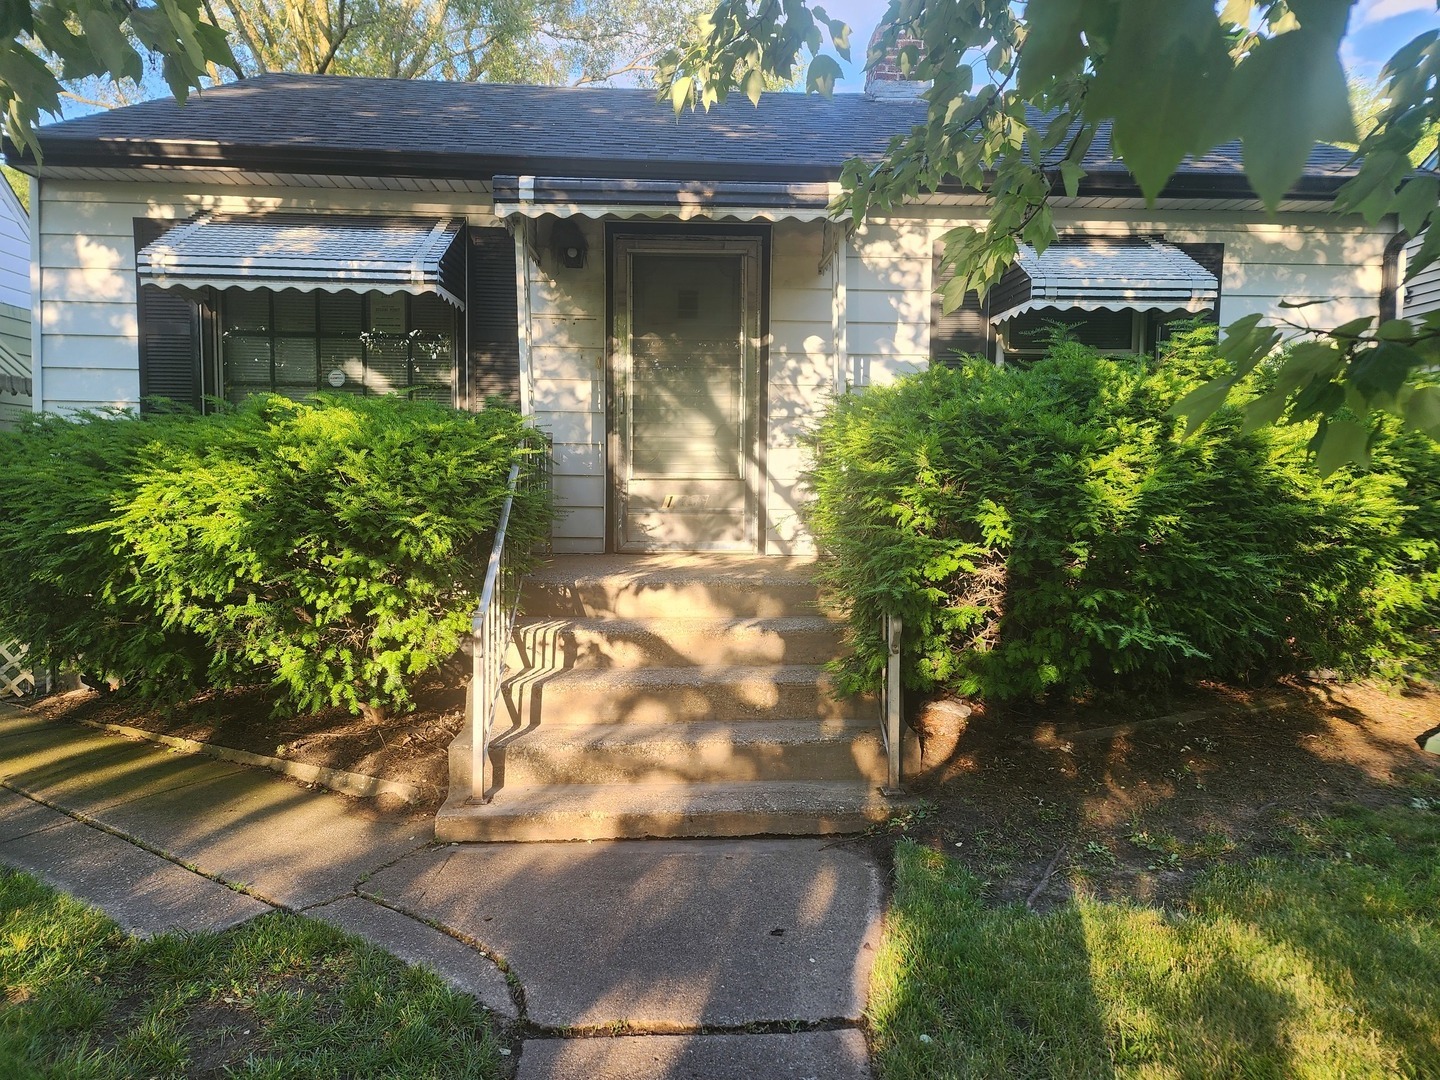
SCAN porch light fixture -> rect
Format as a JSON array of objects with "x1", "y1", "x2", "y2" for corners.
[{"x1": 549, "y1": 217, "x2": 588, "y2": 269}]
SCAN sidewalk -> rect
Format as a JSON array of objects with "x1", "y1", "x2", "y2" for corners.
[{"x1": 0, "y1": 701, "x2": 879, "y2": 1079}]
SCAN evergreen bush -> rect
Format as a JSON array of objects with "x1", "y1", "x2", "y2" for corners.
[
  {"x1": 807, "y1": 328, "x2": 1440, "y2": 702},
  {"x1": 0, "y1": 395, "x2": 550, "y2": 715}
]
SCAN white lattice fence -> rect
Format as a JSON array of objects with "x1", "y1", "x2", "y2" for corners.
[{"x1": 0, "y1": 640, "x2": 35, "y2": 698}]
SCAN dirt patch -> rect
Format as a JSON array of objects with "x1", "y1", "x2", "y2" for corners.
[
  {"x1": 863, "y1": 678, "x2": 1440, "y2": 911},
  {"x1": 28, "y1": 678, "x2": 465, "y2": 807},
  {"x1": 23, "y1": 672, "x2": 1440, "y2": 878}
]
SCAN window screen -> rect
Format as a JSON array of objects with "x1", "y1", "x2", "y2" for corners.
[
  {"x1": 1002, "y1": 307, "x2": 1137, "y2": 354},
  {"x1": 220, "y1": 289, "x2": 456, "y2": 404}
]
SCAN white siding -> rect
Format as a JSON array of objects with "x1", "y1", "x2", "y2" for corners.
[
  {"x1": 1403, "y1": 231, "x2": 1440, "y2": 319},
  {"x1": 845, "y1": 220, "x2": 932, "y2": 388},
  {"x1": 0, "y1": 177, "x2": 29, "y2": 312},
  {"x1": 524, "y1": 216, "x2": 606, "y2": 553},
  {"x1": 766, "y1": 219, "x2": 837, "y2": 554}
]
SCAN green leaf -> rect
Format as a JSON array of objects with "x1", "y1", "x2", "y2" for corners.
[
  {"x1": 1086, "y1": 0, "x2": 1236, "y2": 199},
  {"x1": 1329, "y1": 317, "x2": 1376, "y2": 340},
  {"x1": 1314, "y1": 418, "x2": 1369, "y2": 477},
  {"x1": 79, "y1": 10, "x2": 140, "y2": 84},
  {"x1": 1271, "y1": 341, "x2": 1344, "y2": 396},
  {"x1": 1392, "y1": 176, "x2": 1439, "y2": 237},
  {"x1": 1376, "y1": 319, "x2": 1417, "y2": 343},
  {"x1": 1016, "y1": 0, "x2": 1089, "y2": 94},
  {"x1": 1404, "y1": 385, "x2": 1440, "y2": 437},
  {"x1": 1350, "y1": 340, "x2": 1423, "y2": 404},
  {"x1": 1172, "y1": 377, "x2": 1236, "y2": 436},
  {"x1": 1220, "y1": 0, "x2": 1253, "y2": 26},
  {"x1": 1217, "y1": 314, "x2": 1281, "y2": 377},
  {"x1": 1059, "y1": 160, "x2": 1085, "y2": 198},
  {"x1": 670, "y1": 75, "x2": 693, "y2": 114},
  {"x1": 1228, "y1": 26, "x2": 1356, "y2": 208},
  {"x1": 1241, "y1": 388, "x2": 1291, "y2": 433},
  {"x1": 743, "y1": 67, "x2": 764, "y2": 106},
  {"x1": 806, "y1": 54, "x2": 843, "y2": 97}
]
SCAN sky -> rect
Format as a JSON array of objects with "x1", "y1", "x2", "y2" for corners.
[{"x1": 821, "y1": 0, "x2": 1440, "y2": 92}]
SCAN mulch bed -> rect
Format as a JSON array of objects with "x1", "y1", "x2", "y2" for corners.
[
  {"x1": 27, "y1": 678, "x2": 466, "y2": 807},
  {"x1": 25, "y1": 673, "x2": 1440, "y2": 911},
  {"x1": 861, "y1": 678, "x2": 1440, "y2": 909}
]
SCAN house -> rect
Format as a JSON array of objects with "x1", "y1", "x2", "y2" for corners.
[
  {"x1": 1403, "y1": 232, "x2": 1440, "y2": 319},
  {"x1": 0, "y1": 171, "x2": 30, "y2": 429},
  {"x1": 6, "y1": 67, "x2": 1409, "y2": 838}
]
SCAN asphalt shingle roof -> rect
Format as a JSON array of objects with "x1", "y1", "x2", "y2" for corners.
[{"x1": 22, "y1": 73, "x2": 1361, "y2": 194}]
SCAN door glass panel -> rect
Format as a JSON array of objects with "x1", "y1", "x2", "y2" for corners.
[{"x1": 629, "y1": 253, "x2": 744, "y2": 479}]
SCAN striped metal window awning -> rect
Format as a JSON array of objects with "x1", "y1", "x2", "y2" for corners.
[
  {"x1": 989, "y1": 237, "x2": 1219, "y2": 320},
  {"x1": 0, "y1": 338, "x2": 29, "y2": 397},
  {"x1": 492, "y1": 176, "x2": 841, "y2": 222},
  {"x1": 137, "y1": 213, "x2": 467, "y2": 308}
]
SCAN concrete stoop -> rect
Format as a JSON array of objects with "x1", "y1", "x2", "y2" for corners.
[{"x1": 436, "y1": 554, "x2": 899, "y2": 842}]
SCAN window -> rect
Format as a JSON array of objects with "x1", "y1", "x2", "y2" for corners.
[
  {"x1": 1000, "y1": 307, "x2": 1140, "y2": 357},
  {"x1": 220, "y1": 288, "x2": 456, "y2": 404}
]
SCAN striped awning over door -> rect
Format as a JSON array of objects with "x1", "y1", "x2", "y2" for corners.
[{"x1": 137, "y1": 213, "x2": 467, "y2": 308}]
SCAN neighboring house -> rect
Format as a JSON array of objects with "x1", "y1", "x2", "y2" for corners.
[
  {"x1": 1402, "y1": 231, "x2": 1440, "y2": 320},
  {"x1": 0, "y1": 171, "x2": 30, "y2": 429},
  {"x1": 5, "y1": 71, "x2": 1406, "y2": 557}
]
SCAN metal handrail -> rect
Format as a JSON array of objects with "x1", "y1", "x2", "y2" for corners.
[
  {"x1": 468, "y1": 446, "x2": 548, "y2": 804},
  {"x1": 880, "y1": 613, "x2": 903, "y2": 794}
]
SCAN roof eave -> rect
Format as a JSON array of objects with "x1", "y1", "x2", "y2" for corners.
[
  {"x1": 6, "y1": 136, "x2": 1359, "y2": 203},
  {"x1": 4, "y1": 136, "x2": 848, "y2": 185}
]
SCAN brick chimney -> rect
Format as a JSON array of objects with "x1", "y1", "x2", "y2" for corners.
[{"x1": 864, "y1": 22, "x2": 930, "y2": 100}]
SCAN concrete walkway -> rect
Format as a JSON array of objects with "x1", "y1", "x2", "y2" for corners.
[{"x1": 0, "y1": 702, "x2": 880, "y2": 1079}]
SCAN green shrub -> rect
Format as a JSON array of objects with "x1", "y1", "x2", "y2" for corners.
[
  {"x1": 0, "y1": 408, "x2": 212, "y2": 694},
  {"x1": 0, "y1": 395, "x2": 550, "y2": 715},
  {"x1": 807, "y1": 328, "x2": 1440, "y2": 702}
]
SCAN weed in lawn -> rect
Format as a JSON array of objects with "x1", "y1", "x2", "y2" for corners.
[
  {"x1": 1126, "y1": 826, "x2": 1177, "y2": 855},
  {"x1": 1080, "y1": 841, "x2": 1119, "y2": 871},
  {"x1": 1179, "y1": 736, "x2": 1220, "y2": 754},
  {"x1": 883, "y1": 799, "x2": 938, "y2": 834},
  {"x1": 1032, "y1": 797, "x2": 1065, "y2": 824},
  {"x1": 1166, "y1": 762, "x2": 1207, "y2": 790}
]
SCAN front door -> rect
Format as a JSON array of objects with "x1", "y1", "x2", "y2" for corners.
[{"x1": 611, "y1": 235, "x2": 762, "y2": 551}]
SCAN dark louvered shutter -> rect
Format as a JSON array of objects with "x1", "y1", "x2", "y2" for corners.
[
  {"x1": 134, "y1": 218, "x2": 202, "y2": 412},
  {"x1": 1173, "y1": 242, "x2": 1225, "y2": 322},
  {"x1": 931, "y1": 243, "x2": 995, "y2": 364},
  {"x1": 467, "y1": 226, "x2": 520, "y2": 407}
]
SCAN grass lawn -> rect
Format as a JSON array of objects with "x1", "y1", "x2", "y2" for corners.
[
  {"x1": 0, "y1": 872, "x2": 508, "y2": 1079},
  {"x1": 868, "y1": 779, "x2": 1440, "y2": 1079}
]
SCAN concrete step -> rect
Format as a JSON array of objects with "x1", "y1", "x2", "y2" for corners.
[
  {"x1": 490, "y1": 720, "x2": 888, "y2": 787},
  {"x1": 502, "y1": 665, "x2": 870, "y2": 727},
  {"x1": 433, "y1": 780, "x2": 893, "y2": 842},
  {"x1": 521, "y1": 554, "x2": 826, "y2": 620},
  {"x1": 508, "y1": 615, "x2": 845, "y2": 672}
]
